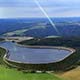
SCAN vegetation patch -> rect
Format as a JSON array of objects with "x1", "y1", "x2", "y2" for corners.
[
  {"x1": 18, "y1": 37, "x2": 80, "y2": 47},
  {"x1": 0, "y1": 38, "x2": 4, "y2": 42}
]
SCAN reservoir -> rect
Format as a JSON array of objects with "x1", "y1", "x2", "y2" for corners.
[{"x1": 0, "y1": 41, "x2": 73, "y2": 64}]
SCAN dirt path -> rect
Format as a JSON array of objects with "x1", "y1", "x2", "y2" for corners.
[{"x1": 58, "y1": 66, "x2": 80, "y2": 80}]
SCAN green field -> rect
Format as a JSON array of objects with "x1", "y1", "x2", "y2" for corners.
[
  {"x1": 0, "y1": 48, "x2": 64, "y2": 80},
  {"x1": 0, "y1": 65, "x2": 64, "y2": 80}
]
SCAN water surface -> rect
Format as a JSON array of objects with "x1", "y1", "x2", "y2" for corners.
[{"x1": 0, "y1": 41, "x2": 72, "y2": 64}]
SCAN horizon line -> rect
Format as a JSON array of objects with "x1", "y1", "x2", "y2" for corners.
[{"x1": 0, "y1": 16, "x2": 80, "y2": 19}]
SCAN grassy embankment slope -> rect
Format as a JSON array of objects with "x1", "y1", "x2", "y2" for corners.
[{"x1": 0, "y1": 43, "x2": 64, "y2": 80}]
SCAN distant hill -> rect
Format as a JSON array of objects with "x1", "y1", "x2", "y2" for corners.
[{"x1": 0, "y1": 17, "x2": 80, "y2": 38}]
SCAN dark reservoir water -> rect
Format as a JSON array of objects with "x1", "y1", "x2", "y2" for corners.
[{"x1": 0, "y1": 41, "x2": 72, "y2": 64}]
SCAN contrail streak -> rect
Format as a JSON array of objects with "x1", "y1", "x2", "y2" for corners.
[{"x1": 34, "y1": 0, "x2": 60, "y2": 35}]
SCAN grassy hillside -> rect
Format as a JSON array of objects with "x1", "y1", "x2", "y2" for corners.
[{"x1": 0, "y1": 66, "x2": 64, "y2": 80}]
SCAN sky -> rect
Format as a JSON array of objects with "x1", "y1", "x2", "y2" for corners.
[{"x1": 0, "y1": 0, "x2": 80, "y2": 18}]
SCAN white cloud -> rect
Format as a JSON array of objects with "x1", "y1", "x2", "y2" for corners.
[
  {"x1": 0, "y1": 7, "x2": 44, "y2": 18},
  {"x1": 0, "y1": 0, "x2": 80, "y2": 18}
]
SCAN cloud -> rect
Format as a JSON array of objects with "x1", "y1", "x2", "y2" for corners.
[
  {"x1": 0, "y1": 0, "x2": 36, "y2": 7},
  {"x1": 0, "y1": 7, "x2": 44, "y2": 18},
  {"x1": 0, "y1": 0, "x2": 80, "y2": 7},
  {"x1": 0, "y1": 0, "x2": 80, "y2": 18}
]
